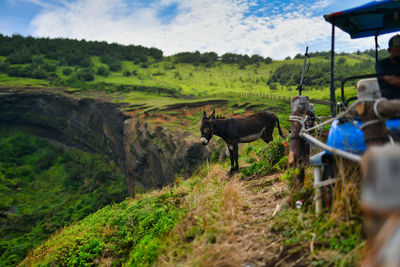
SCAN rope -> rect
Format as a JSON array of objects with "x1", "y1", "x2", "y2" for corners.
[
  {"x1": 360, "y1": 119, "x2": 383, "y2": 130},
  {"x1": 373, "y1": 98, "x2": 387, "y2": 121},
  {"x1": 289, "y1": 97, "x2": 395, "y2": 162}
]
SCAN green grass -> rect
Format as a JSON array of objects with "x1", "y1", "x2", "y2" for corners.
[
  {"x1": 270, "y1": 208, "x2": 364, "y2": 266},
  {"x1": 1, "y1": 53, "x2": 364, "y2": 104},
  {"x1": 20, "y1": 167, "x2": 210, "y2": 266},
  {"x1": 0, "y1": 129, "x2": 127, "y2": 266},
  {"x1": 0, "y1": 74, "x2": 50, "y2": 87}
]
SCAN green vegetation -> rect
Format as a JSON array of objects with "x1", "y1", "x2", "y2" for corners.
[
  {"x1": 22, "y1": 192, "x2": 185, "y2": 266},
  {"x1": 19, "y1": 141, "x2": 363, "y2": 266},
  {"x1": 21, "y1": 165, "x2": 213, "y2": 266},
  {"x1": 241, "y1": 139, "x2": 287, "y2": 177},
  {"x1": 0, "y1": 33, "x2": 383, "y2": 104},
  {"x1": 270, "y1": 208, "x2": 364, "y2": 266},
  {"x1": 0, "y1": 129, "x2": 127, "y2": 266}
]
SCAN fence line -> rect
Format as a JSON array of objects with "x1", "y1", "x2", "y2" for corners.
[{"x1": 205, "y1": 91, "x2": 330, "y2": 105}]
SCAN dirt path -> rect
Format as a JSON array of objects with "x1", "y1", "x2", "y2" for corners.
[
  {"x1": 224, "y1": 173, "x2": 308, "y2": 267},
  {"x1": 209, "y1": 172, "x2": 288, "y2": 267}
]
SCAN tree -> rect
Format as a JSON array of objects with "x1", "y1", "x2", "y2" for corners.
[
  {"x1": 264, "y1": 57, "x2": 272, "y2": 64},
  {"x1": 6, "y1": 49, "x2": 32, "y2": 64},
  {"x1": 75, "y1": 68, "x2": 94, "y2": 81},
  {"x1": 96, "y1": 66, "x2": 110, "y2": 76},
  {"x1": 0, "y1": 61, "x2": 9, "y2": 73},
  {"x1": 62, "y1": 67, "x2": 73, "y2": 76}
]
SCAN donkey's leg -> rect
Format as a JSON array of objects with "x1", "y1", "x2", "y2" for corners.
[
  {"x1": 233, "y1": 142, "x2": 239, "y2": 171},
  {"x1": 228, "y1": 143, "x2": 235, "y2": 173}
]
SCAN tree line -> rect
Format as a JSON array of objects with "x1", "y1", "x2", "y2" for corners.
[
  {"x1": 267, "y1": 49, "x2": 390, "y2": 88},
  {"x1": 172, "y1": 51, "x2": 272, "y2": 67},
  {"x1": 0, "y1": 34, "x2": 163, "y2": 84}
]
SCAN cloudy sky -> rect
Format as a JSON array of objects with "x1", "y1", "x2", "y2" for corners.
[{"x1": 0, "y1": 0, "x2": 395, "y2": 59}]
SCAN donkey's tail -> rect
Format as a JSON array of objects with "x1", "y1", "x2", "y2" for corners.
[{"x1": 276, "y1": 117, "x2": 284, "y2": 138}]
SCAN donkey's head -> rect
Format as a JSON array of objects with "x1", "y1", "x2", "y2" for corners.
[{"x1": 200, "y1": 110, "x2": 215, "y2": 145}]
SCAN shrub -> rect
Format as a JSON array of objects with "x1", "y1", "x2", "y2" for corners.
[
  {"x1": 75, "y1": 68, "x2": 94, "y2": 81},
  {"x1": 241, "y1": 139, "x2": 286, "y2": 177},
  {"x1": 6, "y1": 50, "x2": 32, "y2": 64},
  {"x1": 0, "y1": 61, "x2": 10, "y2": 73},
  {"x1": 108, "y1": 61, "x2": 122, "y2": 72},
  {"x1": 123, "y1": 70, "x2": 131, "y2": 77},
  {"x1": 62, "y1": 67, "x2": 72, "y2": 76},
  {"x1": 96, "y1": 66, "x2": 109, "y2": 77}
]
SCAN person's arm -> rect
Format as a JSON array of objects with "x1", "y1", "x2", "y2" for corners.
[
  {"x1": 381, "y1": 75, "x2": 400, "y2": 87},
  {"x1": 375, "y1": 59, "x2": 400, "y2": 87}
]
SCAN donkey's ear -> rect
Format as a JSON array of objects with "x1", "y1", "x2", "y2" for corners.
[
  {"x1": 210, "y1": 110, "x2": 215, "y2": 119},
  {"x1": 203, "y1": 111, "x2": 207, "y2": 118}
]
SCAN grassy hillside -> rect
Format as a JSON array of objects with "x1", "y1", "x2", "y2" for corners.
[
  {"x1": 0, "y1": 35, "x2": 368, "y2": 266},
  {"x1": 0, "y1": 34, "x2": 386, "y2": 107},
  {"x1": 20, "y1": 140, "x2": 364, "y2": 266},
  {"x1": 0, "y1": 55, "x2": 370, "y2": 100},
  {"x1": 0, "y1": 128, "x2": 127, "y2": 266}
]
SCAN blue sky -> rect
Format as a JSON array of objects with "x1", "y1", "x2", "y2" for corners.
[{"x1": 0, "y1": 0, "x2": 393, "y2": 59}]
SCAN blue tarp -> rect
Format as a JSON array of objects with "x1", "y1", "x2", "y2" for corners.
[{"x1": 324, "y1": 0, "x2": 400, "y2": 38}]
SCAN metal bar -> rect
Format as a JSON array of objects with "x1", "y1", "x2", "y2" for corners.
[
  {"x1": 375, "y1": 34, "x2": 379, "y2": 62},
  {"x1": 330, "y1": 23, "x2": 336, "y2": 117},
  {"x1": 314, "y1": 178, "x2": 339, "y2": 188},
  {"x1": 298, "y1": 46, "x2": 309, "y2": 96},
  {"x1": 313, "y1": 167, "x2": 322, "y2": 214},
  {"x1": 301, "y1": 132, "x2": 362, "y2": 162},
  {"x1": 340, "y1": 74, "x2": 378, "y2": 105}
]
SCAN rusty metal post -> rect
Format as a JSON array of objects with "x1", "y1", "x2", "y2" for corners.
[
  {"x1": 356, "y1": 79, "x2": 389, "y2": 147},
  {"x1": 288, "y1": 96, "x2": 310, "y2": 188},
  {"x1": 361, "y1": 144, "x2": 400, "y2": 267}
]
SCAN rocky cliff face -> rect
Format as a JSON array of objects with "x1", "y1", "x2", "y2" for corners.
[{"x1": 0, "y1": 89, "x2": 217, "y2": 196}]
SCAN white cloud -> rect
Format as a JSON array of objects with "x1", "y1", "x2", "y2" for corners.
[{"x1": 28, "y1": 0, "x2": 349, "y2": 59}]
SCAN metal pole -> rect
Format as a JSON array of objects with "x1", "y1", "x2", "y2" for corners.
[
  {"x1": 298, "y1": 46, "x2": 309, "y2": 96},
  {"x1": 330, "y1": 23, "x2": 336, "y2": 116},
  {"x1": 375, "y1": 34, "x2": 379, "y2": 62},
  {"x1": 301, "y1": 132, "x2": 361, "y2": 162},
  {"x1": 314, "y1": 166, "x2": 322, "y2": 214}
]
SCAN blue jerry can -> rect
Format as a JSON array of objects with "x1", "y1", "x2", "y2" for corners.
[{"x1": 326, "y1": 118, "x2": 400, "y2": 155}]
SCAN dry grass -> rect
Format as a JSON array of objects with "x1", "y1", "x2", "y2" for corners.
[
  {"x1": 158, "y1": 165, "x2": 244, "y2": 267},
  {"x1": 331, "y1": 157, "x2": 362, "y2": 221},
  {"x1": 153, "y1": 151, "x2": 363, "y2": 267},
  {"x1": 157, "y1": 164, "x2": 289, "y2": 267}
]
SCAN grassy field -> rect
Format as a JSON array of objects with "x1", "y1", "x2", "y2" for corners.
[{"x1": 1, "y1": 53, "x2": 366, "y2": 104}]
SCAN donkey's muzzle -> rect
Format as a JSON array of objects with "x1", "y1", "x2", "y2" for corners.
[{"x1": 200, "y1": 137, "x2": 209, "y2": 145}]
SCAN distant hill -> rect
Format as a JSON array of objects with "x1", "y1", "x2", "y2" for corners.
[{"x1": 0, "y1": 34, "x2": 389, "y2": 100}]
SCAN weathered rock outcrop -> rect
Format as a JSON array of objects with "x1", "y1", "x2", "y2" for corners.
[{"x1": 0, "y1": 89, "x2": 217, "y2": 196}]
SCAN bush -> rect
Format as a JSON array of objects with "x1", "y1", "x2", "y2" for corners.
[
  {"x1": 0, "y1": 61, "x2": 9, "y2": 73},
  {"x1": 62, "y1": 67, "x2": 72, "y2": 76},
  {"x1": 108, "y1": 61, "x2": 122, "y2": 72},
  {"x1": 75, "y1": 68, "x2": 94, "y2": 81},
  {"x1": 6, "y1": 50, "x2": 32, "y2": 64},
  {"x1": 123, "y1": 70, "x2": 131, "y2": 77},
  {"x1": 96, "y1": 66, "x2": 109, "y2": 77},
  {"x1": 241, "y1": 139, "x2": 287, "y2": 177}
]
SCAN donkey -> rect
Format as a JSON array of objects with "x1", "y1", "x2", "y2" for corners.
[{"x1": 200, "y1": 110, "x2": 284, "y2": 173}]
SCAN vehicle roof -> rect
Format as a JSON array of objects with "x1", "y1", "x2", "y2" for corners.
[{"x1": 324, "y1": 0, "x2": 400, "y2": 38}]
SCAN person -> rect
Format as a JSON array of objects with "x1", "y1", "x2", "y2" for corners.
[{"x1": 375, "y1": 34, "x2": 400, "y2": 99}]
